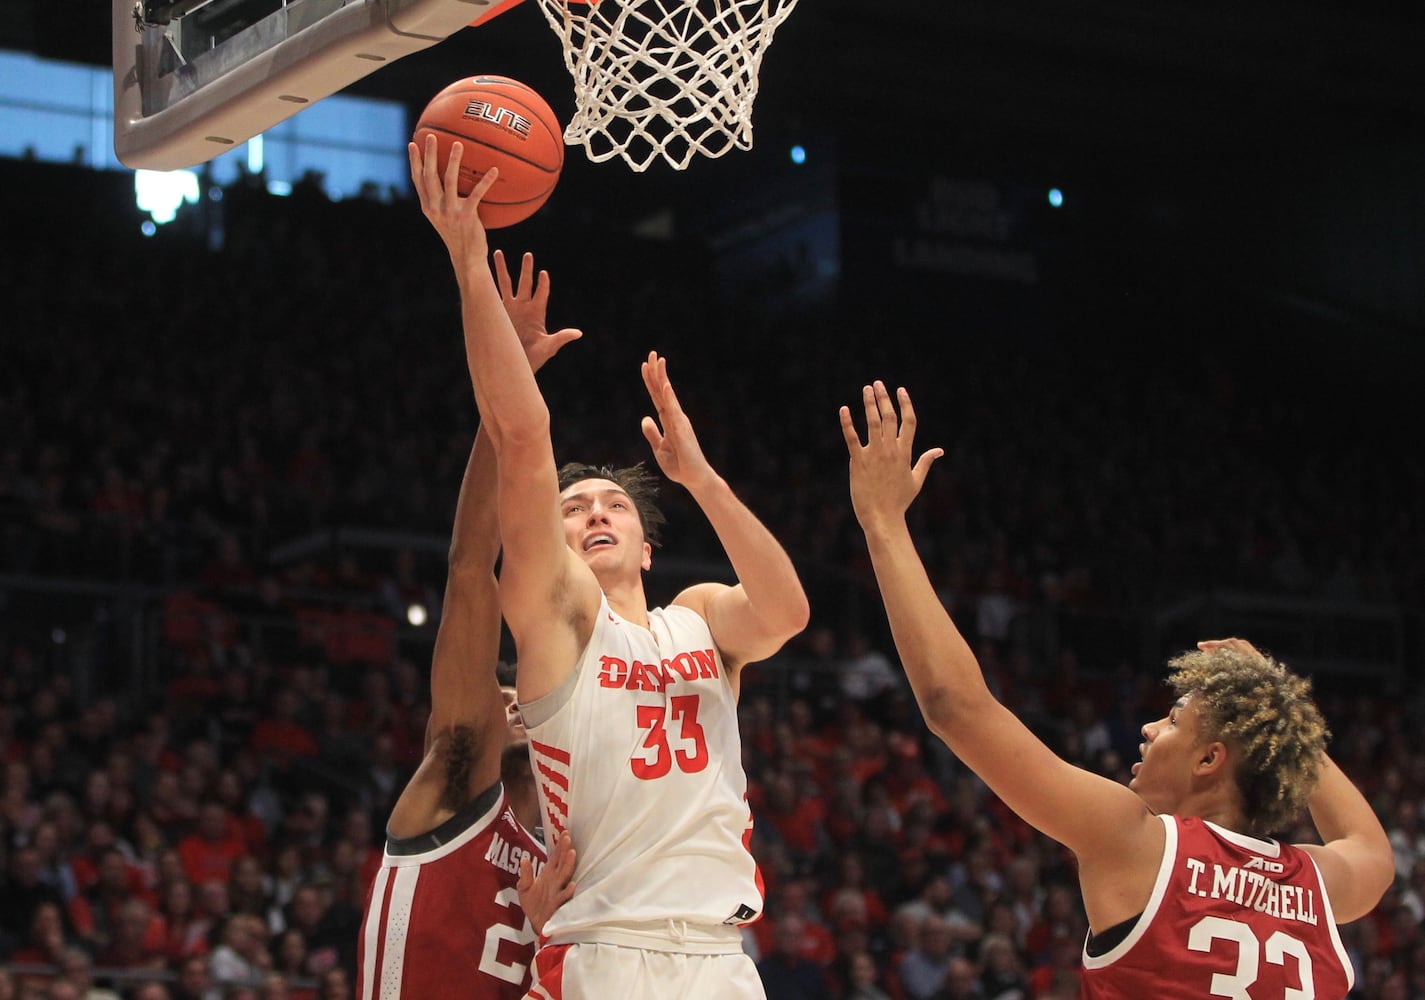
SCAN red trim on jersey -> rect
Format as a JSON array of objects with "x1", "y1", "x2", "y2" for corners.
[
  {"x1": 532, "y1": 740, "x2": 571, "y2": 764},
  {"x1": 743, "y1": 795, "x2": 765, "y2": 924},
  {"x1": 530, "y1": 944, "x2": 570, "y2": 1000},
  {"x1": 536, "y1": 759, "x2": 570, "y2": 793},
  {"x1": 533, "y1": 741, "x2": 573, "y2": 837}
]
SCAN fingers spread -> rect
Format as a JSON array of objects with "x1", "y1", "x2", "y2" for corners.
[
  {"x1": 838, "y1": 405, "x2": 863, "y2": 452},
  {"x1": 441, "y1": 138, "x2": 461, "y2": 195},
  {"x1": 897, "y1": 387, "x2": 917, "y2": 440},
  {"x1": 470, "y1": 164, "x2": 499, "y2": 202},
  {"x1": 873, "y1": 381, "x2": 898, "y2": 436},
  {"x1": 860, "y1": 384, "x2": 880, "y2": 436},
  {"x1": 493, "y1": 250, "x2": 514, "y2": 299}
]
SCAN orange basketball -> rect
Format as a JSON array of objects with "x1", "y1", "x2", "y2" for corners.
[{"x1": 412, "y1": 75, "x2": 564, "y2": 229}]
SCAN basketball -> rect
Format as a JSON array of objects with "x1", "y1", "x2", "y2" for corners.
[{"x1": 412, "y1": 75, "x2": 564, "y2": 229}]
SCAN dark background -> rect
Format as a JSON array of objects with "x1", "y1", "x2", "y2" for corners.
[
  {"x1": 8, "y1": 0, "x2": 1424, "y2": 350},
  {"x1": 2, "y1": 0, "x2": 1424, "y2": 653}
]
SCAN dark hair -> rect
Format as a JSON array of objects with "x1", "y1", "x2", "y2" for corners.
[{"x1": 556, "y1": 461, "x2": 666, "y2": 547}]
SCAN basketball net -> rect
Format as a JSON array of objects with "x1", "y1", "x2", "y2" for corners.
[{"x1": 533, "y1": 0, "x2": 800, "y2": 171}]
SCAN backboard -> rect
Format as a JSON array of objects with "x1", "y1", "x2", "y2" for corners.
[{"x1": 112, "y1": 0, "x2": 522, "y2": 170}]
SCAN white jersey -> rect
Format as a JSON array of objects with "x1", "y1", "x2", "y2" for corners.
[{"x1": 521, "y1": 594, "x2": 763, "y2": 950}]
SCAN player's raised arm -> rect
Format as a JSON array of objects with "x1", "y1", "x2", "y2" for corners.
[
  {"x1": 643, "y1": 352, "x2": 809, "y2": 673},
  {"x1": 1298, "y1": 753, "x2": 1394, "y2": 923},
  {"x1": 409, "y1": 137, "x2": 595, "y2": 700},
  {"x1": 385, "y1": 425, "x2": 503, "y2": 838},
  {"x1": 386, "y1": 236, "x2": 582, "y2": 838},
  {"x1": 839, "y1": 383, "x2": 1159, "y2": 882}
]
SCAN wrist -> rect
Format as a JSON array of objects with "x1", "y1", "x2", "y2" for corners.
[{"x1": 681, "y1": 469, "x2": 727, "y2": 502}]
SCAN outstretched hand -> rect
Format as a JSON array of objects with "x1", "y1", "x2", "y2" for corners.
[
  {"x1": 493, "y1": 250, "x2": 583, "y2": 374},
  {"x1": 640, "y1": 352, "x2": 716, "y2": 491},
  {"x1": 408, "y1": 136, "x2": 497, "y2": 269},
  {"x1": 517, "y1": 831, "x2": 576, "y2": 935},
  {"x1": 839, "y1": 381, "x2": 944, "y2": 530}
]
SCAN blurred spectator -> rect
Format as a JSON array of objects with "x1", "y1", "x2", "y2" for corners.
[
  {"x1": 756, "y1": 767, "x2": 829, "y2": 861},
  {"x1": 897, "y1": 913, "x2": 962, "y2": 1000},
  {"x1": 209, "y1": 914, "x2": 270, "y2": 990},
  {"x1": 228, "y1": 856, "x2": 273, "y2": 925},
  {"x1": 271, "y1": 928, "x2": 308, "y2": 984},
  {"x1": 1388, "y1": 798, "x2": 1425, "y2": 881},
  {"x1": 249, "y1": 691, "x2": 318, "y2": 775},
  {"x1": 841, "y1": 951, "x2": 894, "y2": 1000},
  {"x1": 280, "y1": 883, "x2": 357, "y2": 977},
  {"x1": 0, "y1": 843, "x2": 66, "y2": 951},
  {"x1": 1027, "y1": 935, "x2": 1082, "y2": 998},
  {"x1": 316, "y1": 968, "x2": 350, "y2": 1000},
  {"x1": 335, "y1": 808, "x2": 380, "y2": 897},
  {"x1": 57, "y1": 945, "x2": 122, "y2": 1000},
  {"x1": 755, "y1": 914, "x2": 831, "y2": 1000},
  {"x1": 752, "y1": 877, "x2": 835, "y2": 965},
  {"x1": 94, "y1": 898, "x2": 166, "y2": 973},
  {"x1": 156, "y1": 879, "x2": 210, "y2": 963},
  {"x1": 9, "y1": 900, "x2": 73, "y2": 991},
  {"x1": 127, "y1": 982, "x2": 172, "y2": 1000},
  {"x1": 172, "y1": 954, "x2": 221, "y2": 1000},
  {"x1": 1023, "y1": 882, "x2": 1085, "y2": 965},
  {"x1": 177, "y1": 802, "x2": 248, "y2": 888},
  {"x1": 2, "y1": 761, "x2": 44, "y2": 841},
  {"x1": 836, "y1": 628, "x2": 903, "y2": 712},
  {"x1": 941, "y1": 955, "x2": 985, "y2": 1000},
  {"x1": 976, "y1": 932, "x2": 1028, "y2": 1000},
  {"x1": 69, "y1": 848, "x2": 152, "y2": 956}
]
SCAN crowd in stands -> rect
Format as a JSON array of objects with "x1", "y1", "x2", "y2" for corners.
[{"x1": 2, "y1": 159, "x2": 1424, "y2": 999}]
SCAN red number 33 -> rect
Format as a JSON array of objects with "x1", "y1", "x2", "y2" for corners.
[{"x1": 632, "y1": 695, "x2": 710, "y2": 779}]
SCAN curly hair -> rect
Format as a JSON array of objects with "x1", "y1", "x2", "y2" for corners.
[
  {"x1": 556, "y1": 461, "x2": 667, "y2": 548},
  {"x1": 1166, "y1": 646, "x2": 1328, "y2": 837}
]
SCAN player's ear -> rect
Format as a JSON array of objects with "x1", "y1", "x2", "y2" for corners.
[
  {"x1": 1196, "y1": 741, "x2": 1230, "y2": 777},
  {"x1": 641, "y1": 542, "x2": 653, "y2": 572}
]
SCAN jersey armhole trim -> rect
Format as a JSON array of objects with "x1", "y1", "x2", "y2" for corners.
[
  {"x1": 382, "y1": 781, "x2": 503, "y2": 862},
  {"x1": 1306, "y1": 852, "x2": 1355, "y2": 991},
  {"x1": 1082, "y1": 812, "x2": 1177, "y2": 970}
]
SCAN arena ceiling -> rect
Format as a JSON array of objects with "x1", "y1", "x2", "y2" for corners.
[{"x1": 9, "y1": 0, "x2": 1423, "y2": 175}]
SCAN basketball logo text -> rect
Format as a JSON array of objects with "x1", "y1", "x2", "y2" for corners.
[
  {"x1": 597, "y1": 650, "x2": 719, "y2": 691},
  {"x1": 463, "y1": 100, "x2": 532, "y2": 138}
]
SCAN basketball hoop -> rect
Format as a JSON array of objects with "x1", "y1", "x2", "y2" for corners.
[{"x1": 533, "y1": 0, "x2": 800, "y2": 171}]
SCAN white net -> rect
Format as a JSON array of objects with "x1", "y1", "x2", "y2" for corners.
[{"x1": 534, "y1": 0, "x2": 801, "y2": 171}]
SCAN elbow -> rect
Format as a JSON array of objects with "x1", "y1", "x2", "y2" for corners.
[
  {"x1": 784, "y1": 593, "x2": 811, "y2": 637},
  {"x1": 919, "y1": 686, "x2": 962, "y2": 741},
  {"x1": 918, "y1": 685, "x2": 987, "y2": 745},
  {"x1": 446, "y1": 551, "x2": 495, "y2": 587},
  {"x1": 1366, "y1": 846, "x2": 1398, "y2": 906},
  {"x1": 491, "y1": 405, "x2": 551, "y2": 454}
]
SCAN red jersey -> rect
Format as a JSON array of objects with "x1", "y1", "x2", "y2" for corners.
[
  {"x1": 357, "y1": 783, "x2": 546, "y2": 1000},
  {"x1": 1082, "y1": 814, "x2": 1354, "y2": 1000}
]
